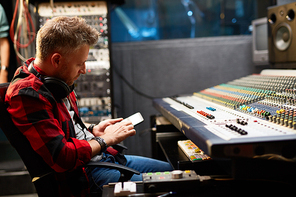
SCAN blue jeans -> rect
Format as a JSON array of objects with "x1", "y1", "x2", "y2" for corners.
[{"x1": 86, "y1": 153, "x2": 173, "y2": 191}]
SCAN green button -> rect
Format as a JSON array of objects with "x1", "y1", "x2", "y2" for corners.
[
  {"x1": 155, "y1": 172, "x2": 161, "y2": 175},
  {"x1": 147, "y1": 172, "x2": 153, "y2": 175},
  {"x1": 164, "y1": 171, "x2": 170, "y2": 175}
]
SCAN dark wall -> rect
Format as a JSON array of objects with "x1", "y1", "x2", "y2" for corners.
[{"x1": 111, "y1": 35, "x2": 260, "y2": 157}]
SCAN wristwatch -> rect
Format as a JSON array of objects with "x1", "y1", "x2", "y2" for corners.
[
  {"x1": 0, "y1": 65, "x2": 8, "y2": 71},
  {"x1": 88, "y1": 124, "x2": 96, "y2": 133},
  {"x1": 93, "y1": 136, "x2": 108, "y2": 153}
]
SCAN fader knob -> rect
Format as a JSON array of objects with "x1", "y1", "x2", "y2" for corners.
[{"x1": 171, "y1": 170, "x2": 183, "y2": 179}]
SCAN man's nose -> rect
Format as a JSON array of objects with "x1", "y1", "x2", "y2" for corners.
[{"x1": 80, "y1": 63, "x2": 86, "y2": 74}]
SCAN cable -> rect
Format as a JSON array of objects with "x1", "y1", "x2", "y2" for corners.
[
  {"x1": 11, "y1": 0, "x2": 35, "y2": 48},
  {"x1": 113, "y1": 63, "x2": 155, "y2": 99},
  {"x1": 50, "y1": 0, "x2": 54, "y2": 16},
  {"x1": 10, "y1": 0, "x2": 36, "y2": 62},
  {"x1": 113, "y1": 63, "x2": 179, "y2": 100},
  {"x1": 253, "y1": 154, "x2": 296, "y2": 162}
]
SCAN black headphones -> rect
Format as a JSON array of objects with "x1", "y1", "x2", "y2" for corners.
[{"x1": 28, "y1": 61, "x2": 74, "y2": 100}]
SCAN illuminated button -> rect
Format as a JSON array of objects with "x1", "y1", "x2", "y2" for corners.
[
  {"x1": 147, "y1": 173, "x2": 153, "y2": 175},
  {"x1": 164, "y1": 172, "x2": 170, "y2": 175},
  {"x1": 159, "y1": 176, "x2": 165, "y2": 179},
  {"x1": 155, "y1": 172, "x2": 161, "y2": 175},
  {"x1": 185, "y1": 170, "x2": 191, "y2": 173}
]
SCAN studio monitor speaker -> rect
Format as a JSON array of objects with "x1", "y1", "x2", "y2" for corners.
[{"x1": 268, "y1": 2, "x2": 296, "y2": 67}]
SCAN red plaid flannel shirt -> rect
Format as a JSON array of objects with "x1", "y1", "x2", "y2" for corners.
[{"x1": 5, "y1": 58, "x2": 92, "y2": 196}]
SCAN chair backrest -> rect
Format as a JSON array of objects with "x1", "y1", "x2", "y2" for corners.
[
  {"x1": 0, "y1": 83, "x2": 140, "y2": 196},
  {"x1": 0, "y1": 83, "x2": 59, "y2": 197}
]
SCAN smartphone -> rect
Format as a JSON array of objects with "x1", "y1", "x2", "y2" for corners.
[{"x1": 124, "y1": 112, "x2": 144, "y2": 126}]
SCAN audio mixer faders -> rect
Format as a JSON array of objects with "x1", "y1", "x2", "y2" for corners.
[{"x1": 153, "y1": 70, "x2": 296, "y2": 159}]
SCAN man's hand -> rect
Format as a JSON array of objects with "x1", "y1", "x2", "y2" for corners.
[
  {"x1": 88, "y1": 119, "x2": 136, "y2": 157},
  {"x1": 100, "y1": 120, "x2": 136, "y2": 146},
  {"x1": 92, "y1": 118, "x2": 123, "y2": 137}
]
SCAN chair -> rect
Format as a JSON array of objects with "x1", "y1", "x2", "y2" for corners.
[{"x1": 0, "y1": 82, "x2": 140, "y2": 196}]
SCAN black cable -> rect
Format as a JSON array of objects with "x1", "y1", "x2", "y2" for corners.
[
  {"x1": 113, "y1": 64, "x2": 155, "y2": 99},
  {"x1": 113, "y1": 63, "x2": 179, "y2": 100}
]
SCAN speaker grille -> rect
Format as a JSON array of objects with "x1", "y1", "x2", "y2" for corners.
[{"x1": 275, "y1": 23, "x2": 292, "y2": 51}]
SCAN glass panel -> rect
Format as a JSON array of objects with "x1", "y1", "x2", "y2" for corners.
[{"x1": 110, "y1": 0, "x2": 275, "y2": 42}]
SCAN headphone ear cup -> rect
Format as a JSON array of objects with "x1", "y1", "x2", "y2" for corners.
[
  {"x1": 43, "y1": 77, "x2": 73, "y2": 99},
  {"x1": 28, "y1": 63, "x2": 74, "y2": 99}
]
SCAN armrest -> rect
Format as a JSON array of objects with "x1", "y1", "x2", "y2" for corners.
[
  {"x1": 112, "y1": 144, "x2": 128, "y2": 153},
  {"x1": 86, "y1": 161, "x2": 140, "y2": 182}
]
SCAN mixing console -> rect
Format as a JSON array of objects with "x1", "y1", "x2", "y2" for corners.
[
  {"x1": 153, "y1": 70, "x2": 296, "y2": 159},
  {"x1": 194, "y1": 73, "x2": 296, "y2": 128}
]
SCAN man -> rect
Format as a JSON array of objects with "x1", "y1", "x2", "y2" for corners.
[
  {"x1": 5, "y1": 16, "x2": 172, "y2": 196},
  {"x1": 0, "y1": 4, "x2": 10, "y2": 83}
]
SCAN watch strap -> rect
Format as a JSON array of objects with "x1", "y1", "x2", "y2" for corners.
[
  {"x1": 0, "y1": 66, "x2": 8, "y2": 71},
  {"x1": 94, "y1": 136, "x2": 108, "y2": 153},
  {"x1": 88, "y1": 124, "x2": 96, "y2": 133}
]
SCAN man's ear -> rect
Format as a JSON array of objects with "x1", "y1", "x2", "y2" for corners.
[{"x1": 51, "y1": 53, "x2": 62, "y2": 69}]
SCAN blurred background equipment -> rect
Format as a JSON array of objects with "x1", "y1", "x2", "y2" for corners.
[{"x1": 37, "y1": 1, "x2": 113, "y2": 123}]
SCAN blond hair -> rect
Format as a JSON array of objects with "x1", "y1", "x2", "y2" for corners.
[{"x1": 36, "y1": 16, "x2": 99, "y2": 60}]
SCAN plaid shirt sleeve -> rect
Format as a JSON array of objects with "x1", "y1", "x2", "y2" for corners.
[{"x1": 6, "y1": 78, "x2": 92, "y2": 173}]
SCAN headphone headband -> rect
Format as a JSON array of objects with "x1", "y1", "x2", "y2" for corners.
[{"x1": 28, "y1": 61, "x2": 42, "y2": 78}]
